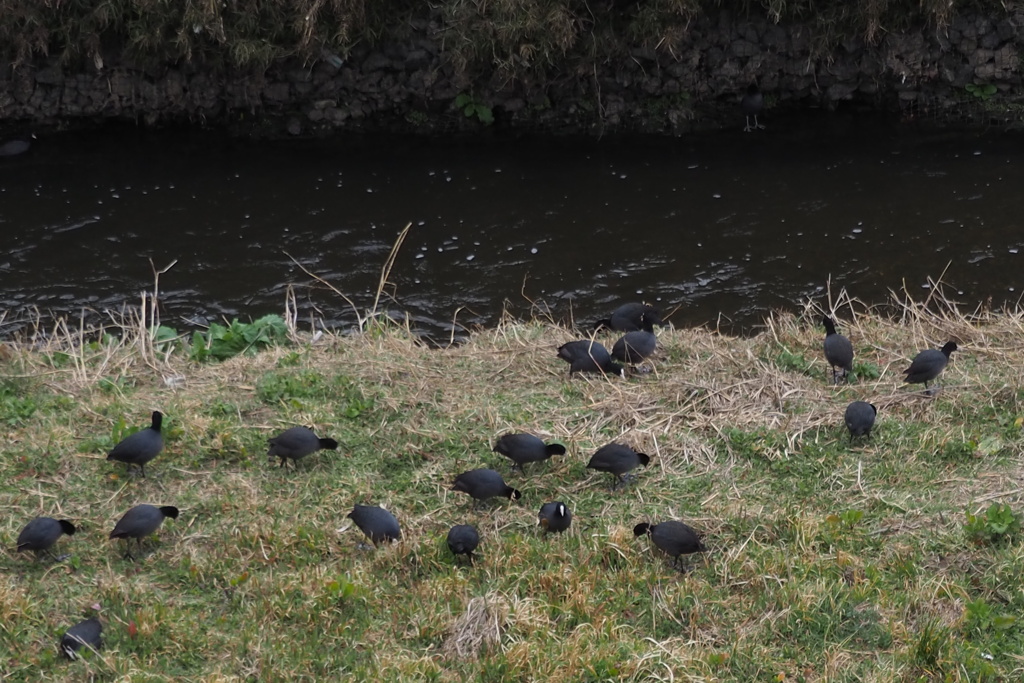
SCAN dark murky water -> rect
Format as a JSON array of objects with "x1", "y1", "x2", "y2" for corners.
[{"x1": 1, "y1": 119, "x2": 1022, "y2": 341}]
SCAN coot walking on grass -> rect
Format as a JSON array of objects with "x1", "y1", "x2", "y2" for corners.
[
  {"x1": 347, "y1": 504, "x2": 401, "y2": 546},
  {"x1": 634, "y1": 520, "x2": 706, "y2": 569},
  {"x1": 844, "y1": 401, "x2": 877, "y2": 441},
  {"x1": 586, "y1": 443, "x2": 650, "y2": 489},
  {"x1": 822, "y1": 316, "x2": 854, "y2": 384},
  {"x1": 452, "y1": 469, "x2": 522, "y2": 504},
  {"x1": 107, "y1": 411, "x2": 164, "y2": 477},
  {"x1": 109, "y1": 504, "x2": 179, "y2": 559},
  {"x1": 60, "y1": 615, "x2": 102, "y2": 660},
  {"x1": 492, "y1": 433, "x2": 565, "y2": 470},
  {"x1": 904, "y1": 341, "x2": 957, "y2": 391},
  {"x1": 557, "y1": 340, "x2": 624, "y2": 376},
  {"x1": 446, "y1": 524, "x2": 480, "y2": 564},
  {"x1": 611, "y1": 330, "x2": 657, "y2": 366},
  {"x1": 268, "y1": 426, "x2": 339, "y2": 468},
  {"x1": 538, "y1": 502, "x2": 572, "y2": 533},
  {"x1": 16, "y1": 517, "x2": 76, "y2": 561}
]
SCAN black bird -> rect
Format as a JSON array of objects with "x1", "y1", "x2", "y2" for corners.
[
  {"x1": 822, "y1": 316, "x2": 854, "y2": 384},
  {"x1": 267, "y1": 426, "x2": 339, "y2": 468},
  {"x1": 452, "y1": 469, "x2": 522, "y2": 504},
  {"x1": 557, "y1": 340, "x2": 624, "y2": 376},
  {"x1": 844, "y1": 401, "x2": 877, "y2": 441},
  {"x1": 586, "y1": 443, "x2": 650, "y2": 489},
  {"x1": 611, "y1": 330, "x2": 657, "y2": 366},
  {"x1": 446, "y1": 524, "x2": 480, "y2": 564},
  {"x1": 0, "y1": 133, "x2": 34, "y2": 158},
  {"x1": 904, "y1": 341, "x2": 957, "y2": 391},
  {"x1": 595, "y1": 303, "x2": 662, "y2": 332},
  {"x1": 741, "y1": 84, "x2": 765, "y2": 132},
  {"x1": 107, "y1": 411, "x2": 164, "y2": 477},
  {"x1": 492, "y1": 433, "x2": 565, "y2": 470},
  {"x1": 60, "y1": 614, "x2": 102, "y2": 660},
  {"x1": 347, "y1": 504, "x2": 401, "y2": 546},
  {"x1": 634, "y1": 520, "x2": 706, "y2": 569},
  {"x1": 538, "y1": 502, "x2": 572, "y2": 533},
  {"x1": 109, "y1": 504, "x2": 179, "y2": 560},
  {"x1": 16, "y1": 517, "x2": 76, "y2": 561}
]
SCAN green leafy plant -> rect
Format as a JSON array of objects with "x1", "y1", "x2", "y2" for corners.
[
  {"x1": 964, "y1": 598, "x2": 1017, "y2": 635},
  {"x1": 190, "y1": 315, "x2": 288, "y2": 362},
  {"x1": 454, "y1": 93, "x2": 494, "y2": 125},
  {"x1": 966, "y1": 83, "x2": 998, "y2": 101},
  {"x1": 964, "y1": 503, "x2": 1021, "y2": 545}
]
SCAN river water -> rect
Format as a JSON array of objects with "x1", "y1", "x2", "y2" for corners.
[{"x1": 1, "y1": 119, "x2": 1021, "y2": 341}]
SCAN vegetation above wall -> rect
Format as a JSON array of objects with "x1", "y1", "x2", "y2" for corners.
[{"x1": 0, "y1": 0, "x2": 1004, "y2": 79}]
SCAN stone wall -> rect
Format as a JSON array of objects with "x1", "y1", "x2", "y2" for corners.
[{"x1": 1, "y1": 7, "x2": 1022, "y2": 135}]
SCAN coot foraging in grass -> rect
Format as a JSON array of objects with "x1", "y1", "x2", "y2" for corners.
[
  {"x1": 16, "y1": 517, "x2": 76, "y2": 561},
  {"x1": 538, "y1": 502, "x2": 572, "y2": 533},
  {"x1": 267, "y1": 426, "x2": 339, "y2": 468},
  {"x1": 109, "y1": 504, "x2": 179, "y2": 560},
  {"x1": 107, "y1": 411, "x2": 164, "y2": 477},
  {"x1": 741, "y1": 84, "x2": 765, "y2": 132},
  {"x1": 347, "y1": 504, "x2": 401, "y2": 546},
  {"x1": 633, "y1": 520, "x2": 706, "y2": 569},
  {"x1": 60, "y1": 613, "x2": 102, "y2": 660},
  {"x1": 586, "y1": 443, "x2": 650, "y2": 489},
  {"x1": 452, "y1": 469, "x2": 522, "y2": 504},
  {"x1": 492, "y1": 433, "x2": 565, "y2": 470},
  {"x1": 904, "y1": 341, "x2": 957, "y2": 391},
  {"x1": 0, "y1": 133, "x2": 34, "y2": 157},
  {"x1": 446, "y1": 524, "x2": 480, "y2": 564},
  {"x1": 611, "y1": 330, "x2": 657, "y2": 366},
  {"x1": 822, "y1": 316, "x2": 854, "y2": 384},
  {"x1": 844, "y1": 401, "x2": 877, "y2": 441},
  {"x1": 557, "y1": 340, "x2": 624, "y2": 376},
  {"x1": 595, "y1": 303, "x2": 662, "y2": 333}
]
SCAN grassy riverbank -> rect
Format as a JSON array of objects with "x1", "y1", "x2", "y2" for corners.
[{"x1": 1, "y1": 293, "x2": 1023, "y2": 680}]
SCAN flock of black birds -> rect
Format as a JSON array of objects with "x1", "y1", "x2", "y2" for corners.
[{"x1": 14, "y1": 302, "x2": 959, "y2": 661}]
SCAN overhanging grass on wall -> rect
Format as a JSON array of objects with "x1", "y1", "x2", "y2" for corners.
[{"x1": 0, "y1": 0, "x2": 1006, "y2": 76}]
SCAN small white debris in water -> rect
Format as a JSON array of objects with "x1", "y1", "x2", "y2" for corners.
[
  {"x1": 974, "y1": 151, "x2": 982, "y2": 156},
  {"x1": 852, "y1": 228, "x2": 862, "y2": 234},
  {"x1": 688, "y1": 164, "x2": 698, "y2": 170},
  {"x1": 713, "y1": 193, "x2": 721, "y2": 199},
  {"x1": 1010, "y1": 248, "x2": 1019, "y2": 254},
  {"x1": 415, "y1": 253, "x2": 424, "y2": 259},
  {"x1": 531, "y1": 247, "x2": 538, "y2": 254},
  {"x1": 446, "y1": 176, "x2": 452, "y2": 182},
  {"x1": 417, "y1": 220, "x2": 426, "y2": 226},
  {"x1": 466, "y1": 255, "x2": 475, "y2": 261}
]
